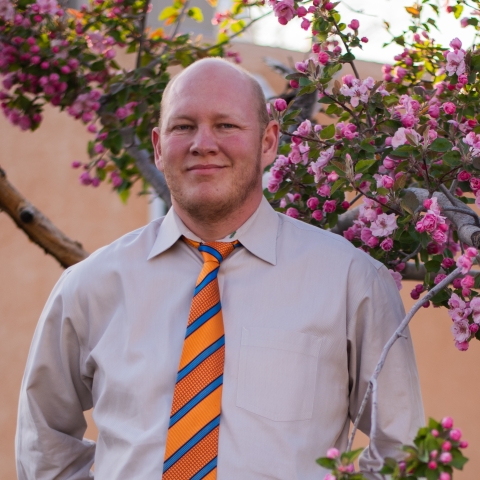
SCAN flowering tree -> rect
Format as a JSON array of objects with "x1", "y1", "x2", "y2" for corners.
[{"x1": 0, "y1": 0, "x2": 478, "y2": 477}]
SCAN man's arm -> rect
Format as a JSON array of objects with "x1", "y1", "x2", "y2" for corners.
[
  {"x1": 16, "y1": 269, "x2": 95, "y2": 480},
  {"x1": 347, "y1": 263, "x2": 424, "y2": 476}
]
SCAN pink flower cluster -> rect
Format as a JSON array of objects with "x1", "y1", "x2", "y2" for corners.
[
  {"x1": 445, "y1": 38, "x2": 466, "y2": 77},
  {"x1": 415, "y1": 197, "x2": 448, "y2": 245},
  {"x1": 343, "y1": 197, "x2": 397, "y2": 253},
  {"x1": 67, "y1": 90, "x2": 101, "y2": 124},
  {"x1": 85, "y1": 31, "x2": 116, "y2": 59},
  {"x1": 339, "y1": 75, "x2": 375, "y2": 108},
  {"x1": 0, "y1": 0, "x2": 14, "y2": 21}
]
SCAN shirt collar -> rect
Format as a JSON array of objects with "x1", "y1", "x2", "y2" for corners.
[{"x1": 147, "y1": 196, "x2": 278, "y2": 265}]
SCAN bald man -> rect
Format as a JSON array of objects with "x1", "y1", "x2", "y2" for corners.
[{"x1": 16, "y1": 58, "x2": 423, "y2": 480}]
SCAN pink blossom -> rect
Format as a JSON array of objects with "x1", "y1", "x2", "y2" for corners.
[
  {"x1": 273, "y1": 0, "x2": 295, "y2": 24},
  {"x1": 428, "y1": 104, "x2": 440, "y2": 118},
  {"x1": 286, "y1": 207, "x2": 299, "y2": 218},
  {"x1": 339, "y1": 77, "x2": 374, "y2": 108},
  {"x1": 294, "y1": 119, "x2": 311, "y2": 137},
  {"x1": 323, "y1": 200, "x2": 336, "y2": 213},
  {"x1": 457, "y1": 254, "x2": 473, "y2": 274},
  {"x1": 317, "y1": 184, "x2": 331, "y2": 197},
  {"x1": 370, "y1": 213, "x2": 397, "y2": 237},
  {"x1": 434, "y1": 273, "x2": 447, "y2": 285},
  {"x1": 469, "y1": 297, "x2": 480, "y2": 323},
  {"x1": 380, "y1": 237, "x2": 393, "y2": 251},
  {"x1": 439, "y1": 473, "x2": 451, "y2": 480},
  {"x1": 451, "y1": 319, "x2": 470, "y2": 343},
  {"x1": 317, "y1": 51, "x2": 329, "y2": 65},
  {"x1": 324, "y1": 475, "x2": 336, "y2": 480},
  {"x1": 466, "y1": 247, "x2": 478, "y2": 258},
  {"x1": 307, "y1": 197, "x2": 319, "y2": 210},
  {"x1": 311, "y1": 146, "x2": 334, "y2": 181},
  {"x1": 458, "y1": 170, "x2": 471, "y2": 181},
  {"x1": 274, "y1": 98, "x2": 287, "y2": 112},
  {"x1": 35, "y1": 0, "x2": 58, "y2": 15},
  {"x1": 389, "y1": 270, "x2": 403, "y2": 290},
  {"x1": 442, "y1": 258, "x2": 455, "y2": 269},
  {"x1": 295, "y1": 61, "x2": 308, "y2": 73},
  {"x1": 443, "y1": 102, "x2": 456, "y2": 115},
  {"x1": 312, "y1": 210, "x2": 323, "y2": 221},
  {"x1": 0, "y1": 0, "x2": 15, "y2": 21},
  {"x1": 296, "y1": 5, "x2": 307, "y2": 16},
  {"x1": 382, "y1": 175, "x2": 394, "y2": 189},
  {"x1": 446, "y1": 49, "x2": 466, "y2": 76},
  {"x1": 461, "y1": 275, "x2": 474, "y2": 289},
  {"x1": 428, "y1": 461, "x2": 437, "y2": 470},
  {"x1": 455, "y1": 340, "x2": 469, "y2": 351},
  {"x1": 360, "y1": 227, "x2": 373, "y2": 244},
  {"x1": 442, "y1": 441, "x2": 452, "y2": 451},
  {"x1": 460, "y1": 17, "x2": 469, "y2": 28},
  {"x1": 450, "y1": 38, "x2": 462, "y2": 50}
]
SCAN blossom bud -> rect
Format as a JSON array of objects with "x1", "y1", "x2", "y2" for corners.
[
  {"x1": 434, "y1": 274, "x2": 447, "y2": 285},
  {"x1": 318, "y1": 51, "x2": 329, "y2": 65},
  {"x1": 312, "y1": 210, "x2": 323, "y2": 221},
  {"x1": 439, "y1": 452, "x2": 452, "y2": 464},
  {"x1": 274, "y1": 98, "x2": 288, "y2": 112},
  {"x1": 296, "y1": 6, "x2": 307, "y2": 16},
  {"x1": 441, "y1": 417, "x2": 454, "y2": 429},
  {"x1": 428, "y1": 104, "x2": 440, "y2": 118},
  {"x1": 450, "y1": 37, "x2": 462, "y2": 50},
  {"x1": 469, "y1": 323, "x2": 479, "y2": 334},
  {"x1": 427, "y1": 461, "x2": 437, "y2": 470},
  {"x1": 348, "y1": 19, "x2": 359, "y2": 30},
  {"x1": 307, "y1": 197, "x2": 319, "y2": 210},
  {"x1": 290, "y1": 80, "x2": 299, "y2": 88},
  {"x1": 441, "y1": 258, "x2": 455, "y2": 269},
  {"x1": 91, "y1": 177, "x2": 101, "y2": 187},
  {"x1": 449, "y1": 429, "x2": 462, "y2": 441},
  {"x1": 71, "y1": 161, "x2": 81, "y2": 169},
  {"x1": 442, "y1": 441, "x2": 452, "y2": 451},
  {"x1": 430, "y1": 450, "x2": 438, "y2": 459},
  {"x1": 455, "y1": 340, "x2": 469, "y2": 351},
  {"x1": 466, "y1": 247, "x2": 478, "y2": 258},
  {"x1": 326, "y1": 448, "x2": 340, "y2": 459},
  {"x1": 382, "y1": 175, "x2": 394, "y2": 189},
  {"x1": 439, "y1": 473, "x2": 451, "y2": 480},
  {"x1": 361, "y1": 37, "x2": 368, "y2": 43},
  {"x1": 431, "y1": 429, "x2": 439, "y2": 437},
  {"x1": 458, "y1": 170, "x2": 471, "y2": 181},
  {"x1": 286, "y1": 207, "x2": 299, "y2": 219},
  {"x1": 324, "y1": 2, "x2": 334, "y2": 9},
  {"x1": 341, "y1": 201, "x2": 350, "y2": 210},
  {"x1": 459, "y1": 441, "x2": 469, "y2": 448}
]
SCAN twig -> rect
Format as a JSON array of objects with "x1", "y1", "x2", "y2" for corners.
[
  {"x1": 330, "y1": 17, "x2": 360, "y2": 80},
  {"x1": 347, "y1": 266, "x2": 463, "y2": 452},
  {"x1": 135, "y1": 0, "x2": 151, "y2": 69},
  {"x1": 349, "y1": 192, "x2": 363, "y2": 207},
  {"x1": 402, "y1": 243, "x2": 421, "y2": 263}
]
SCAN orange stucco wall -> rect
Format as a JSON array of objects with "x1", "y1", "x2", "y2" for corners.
[{"x1": 1, "y1": 44, "x2": 479, "y2": 479}]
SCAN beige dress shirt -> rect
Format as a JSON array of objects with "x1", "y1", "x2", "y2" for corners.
[{"x1": 16, "y1": 197, "x2": 424, "y2": 479}]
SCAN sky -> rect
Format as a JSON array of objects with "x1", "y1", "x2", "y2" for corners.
[{"x1": 239, "y1": 0, "x2": 477, "y2": 65}]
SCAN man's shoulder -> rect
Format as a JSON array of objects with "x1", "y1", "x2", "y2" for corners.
[{"x1": 276, "y1": 212, "x2": 383, "y2": 272}]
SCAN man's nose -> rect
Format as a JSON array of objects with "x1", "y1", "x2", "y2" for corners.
[{"x1": 189, "y1": 126, "x2": 219, "y2": 156}]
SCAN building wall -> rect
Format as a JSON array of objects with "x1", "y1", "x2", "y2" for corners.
[{"x1": 1, "y1": 44, "x2": 479, "y2": 479}]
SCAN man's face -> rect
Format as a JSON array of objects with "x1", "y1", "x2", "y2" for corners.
[{"x1": 152, "y1": 63, "x2": 277, "y2": 224}]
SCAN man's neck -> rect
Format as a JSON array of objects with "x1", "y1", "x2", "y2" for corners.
[{"x1": 172, "y1": 196, "x2": 262, "y2": 242}]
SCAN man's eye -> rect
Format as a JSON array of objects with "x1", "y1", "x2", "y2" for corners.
[
  {"x1": 173, "y1": 125, "x2": 192, "y2": 131},
  {"x1": 220, "y1": 123, "x2": 236, "y2": 129}
]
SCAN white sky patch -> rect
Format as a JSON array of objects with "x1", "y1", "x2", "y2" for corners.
[{"x1": 241, "y1": 0, "x2": 478, "y2": 65}]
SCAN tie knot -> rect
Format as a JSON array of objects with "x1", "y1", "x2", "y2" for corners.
[{"x1": 183, "y1": 237, "x2": 240, "y2": 264}]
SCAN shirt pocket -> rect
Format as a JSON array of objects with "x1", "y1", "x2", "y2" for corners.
[{"x1": 236, "y1": 326, "x2": 322, "y2": 422}]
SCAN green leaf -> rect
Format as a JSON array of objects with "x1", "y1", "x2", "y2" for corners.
[
  {"x1": 118, "y1": 187, "x2": 130, "y2": 204},
  {"x1": 330, "y1": 178, "x2": 346, "y2": 195},
  {"x1": 442, "y1": 150, "x2": 461, "y2": 166},
  {"x1": 318, "y1": 96, "x2": 335, "y2": 105},
  {"x1": 282, "y1": 109, "x2": 301, "y2": 124},
  {"x1": 424, "y1": 260, "x2": 441, "y2": 272},
  {"x1": 430, "y1": 138, "x2": 453, "y2": 152},
  {"x1": 325, "y1": 104, "x2": 340, "y2": 115},
  {"x1": 355, "y1": 159, "x2": 376, "y2": 173},
  {"x1": 453, "y1": 4, "x2": 464, "y2": 19},
  {"x1": 340, "y1": 52, "x2": 355, "y2": 63},
  {"x1": 450, "y1": 449, "x2": 469, "y2": 470},
  {"x1": 360, "y1": 139, "x2": 376, "y2": 153},
  {"x1": 391, "y1": 145, "x2": 414, "y2": 158},
  {"x1": 320, "y1": 124, "x2": 335, "y2": 139},
  {"x1": 187, "y1": 6, "x2": 204, "y2": 22},
  {"x1": 340, "y1": 447, "x2": 364, "y2": 463},
  {"x1": 298, "y1": 84, "x2": 317, "y2": 96},
  {"x1": 316, "y1": 457, "x2": 337, "y2": 469},
  {"x1": 159, "y1": 5, "x2": 178, "y2": 20},
  {"x1": 383, "y1": 94, "x2": 399, "y2": 107}
]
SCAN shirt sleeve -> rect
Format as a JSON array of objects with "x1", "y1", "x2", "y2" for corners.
[
  {"x1": 347, "y1": 263, "x2": 424, "y2": 478},
  {"x1": 16, "y1": 268, "x2": 95, "y2": 480}
]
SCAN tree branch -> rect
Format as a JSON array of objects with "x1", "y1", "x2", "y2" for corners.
[
  {"x1": 135, "y1": 0, "x2": 151, "y2": 69},
  {"x1": 121, "y1": 128, "x2": 172, "y2": 208},
  {"x1": 0, "y1": 166, "x2": 89, "y2": 268},
  {"x1": 347, "y1": 266, "x2": 463, "y2": 452}
]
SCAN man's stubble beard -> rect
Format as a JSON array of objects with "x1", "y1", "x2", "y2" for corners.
[{"x1": 165, "y1": 152, "x2": 263, "y2": 226}]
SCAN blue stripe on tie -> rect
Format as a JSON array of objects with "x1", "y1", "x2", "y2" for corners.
[
  {"x1": 176, "y1": 336, "x2": 225, "y2": 382},
  {"x1": 198, "y1": 245, "x2": 223, "y2": 263},
  {"x1": 194, "y1": 267, "x2": 219, "y2": 295},
  {"x1": 191, "y1": 457, "x2": 217, "y2": 480},
  {"x1": 186, "y1": 302, "x2": 221, "y2": 338},
  {"x1": 177, "y1": 335, "x2": 225, "y2": 383},
  {"x1": 169, "y1": 375, "x2": 223, "y2": 428},
  {"x1": 163, "y1": 415, "x2": 220, "y2": 473}
]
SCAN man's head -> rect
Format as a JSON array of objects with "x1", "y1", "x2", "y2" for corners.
[{"x1": 152, "y1": 58, "x2": 279, "y2": 229}]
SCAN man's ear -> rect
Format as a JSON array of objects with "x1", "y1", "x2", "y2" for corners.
[
  {"x1": 152, "y1": 127, "x2": 163, "y2": 172},
  {"x1": 261, "y1": 120, "x2": 280, "y2": 170}
]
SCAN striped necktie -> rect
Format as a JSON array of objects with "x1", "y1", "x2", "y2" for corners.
[{"x1": 162, "y1": 237, "x2": 240, "y2": 480}]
